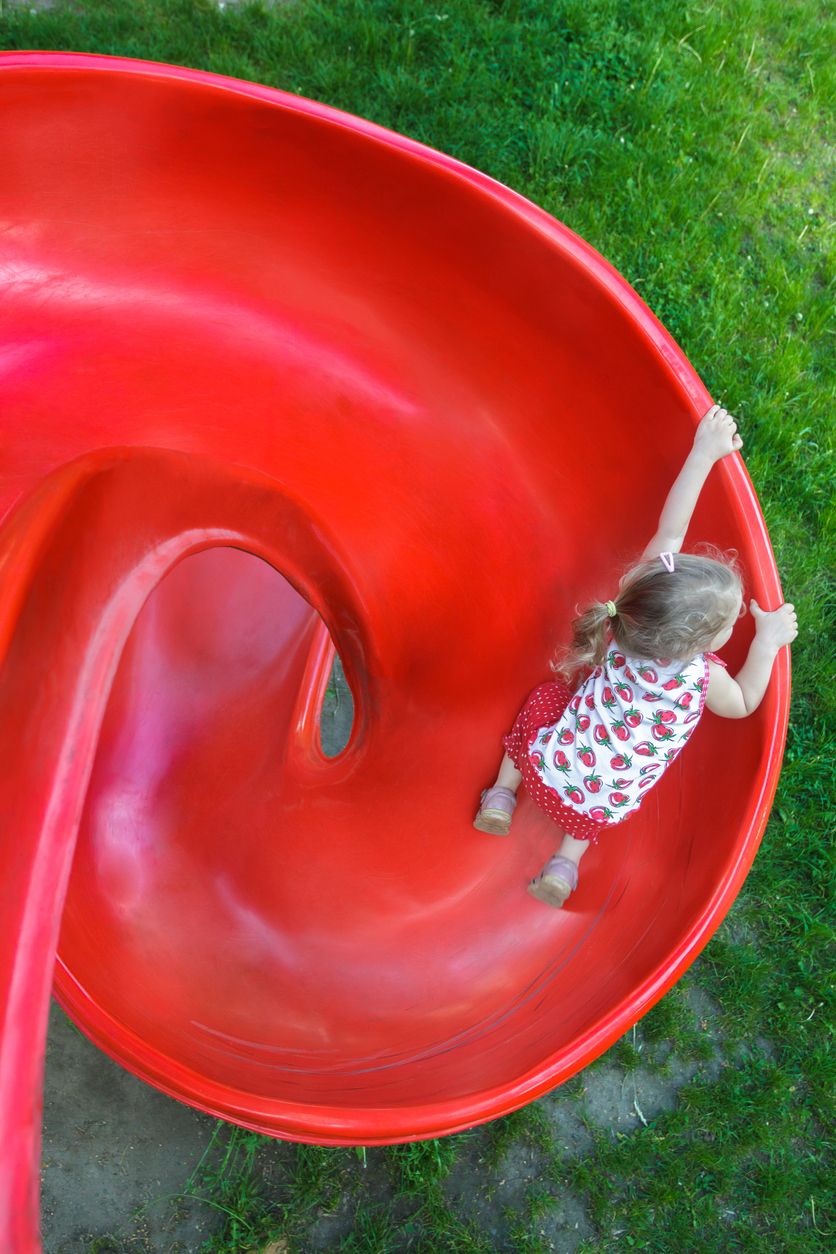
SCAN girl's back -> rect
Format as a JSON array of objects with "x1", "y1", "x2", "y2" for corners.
[{"x1": 532, "y1": 647, "x2": 723, "y2": 824}]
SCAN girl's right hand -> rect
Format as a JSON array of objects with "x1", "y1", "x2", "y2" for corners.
[
  {"x1": 694, "y1": 403, "x2": 744, "y2": 462},
  {"x1": 750, "y1": 599, "x2": 798, "y2": 651}
]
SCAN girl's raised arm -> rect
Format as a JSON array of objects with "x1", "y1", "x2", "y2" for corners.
[{"x1": 642, "y1": 404, "x2": 743, "y2": 560}]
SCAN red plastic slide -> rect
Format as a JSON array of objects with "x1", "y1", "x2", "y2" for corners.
[{"x1": 0, "y1": 53, "x2": 788, "y2": 1250}]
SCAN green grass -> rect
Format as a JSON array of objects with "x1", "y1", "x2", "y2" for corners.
[
  {"x1": 164, "y1": 1122, "x2": 279, "y2": 1250},
  {"x1": 7, "y1": 0, "x2": 832, "y2": 1250}
]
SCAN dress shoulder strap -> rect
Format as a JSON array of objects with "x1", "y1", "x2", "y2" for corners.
[{"x1": 704, "y1": 651, "x2": 728, "y2": 668}]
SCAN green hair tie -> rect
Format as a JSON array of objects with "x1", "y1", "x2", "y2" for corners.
[{"x1": 605, "y1": 600, "x2": 617, "y2": 618}]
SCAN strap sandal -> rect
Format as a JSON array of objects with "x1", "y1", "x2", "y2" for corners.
[
  {"x1": 473, "y1": 786, "x2": 517, "y2": 835},
  {"x1": 528, "y1": 854, "x2": 579, "y2": 908}
]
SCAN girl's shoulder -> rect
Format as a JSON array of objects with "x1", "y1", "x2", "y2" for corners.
[{"x1": 607, "y1": 650, "x2": 704, "y2": 683}]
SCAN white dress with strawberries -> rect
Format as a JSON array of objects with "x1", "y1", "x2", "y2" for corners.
[{"x1": 528, "y1": 646, "x2": 726, "y2": 827}]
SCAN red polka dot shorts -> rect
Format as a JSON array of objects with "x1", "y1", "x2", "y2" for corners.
[{"x1": 503, "y1": 680, "x2": 612, "y2": 844}]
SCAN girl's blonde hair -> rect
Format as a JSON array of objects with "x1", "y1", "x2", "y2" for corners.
[{"x1": 552, "y1": 547, "x2": 743, "y2": 682}]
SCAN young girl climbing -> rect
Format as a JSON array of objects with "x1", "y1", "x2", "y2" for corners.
[{"x1": 474, "y1": 403, "x2": 798, "y2": 908}]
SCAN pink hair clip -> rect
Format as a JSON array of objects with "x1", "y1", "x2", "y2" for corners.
[{"x1": 659, "y1": 551, "x2": 676, "y2": 572}]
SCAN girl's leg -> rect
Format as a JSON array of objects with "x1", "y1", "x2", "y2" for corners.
[
  {"x1": 474, "y1": 753, "x2": 522, "y2": 835},
  {"x1": 494, "y1": 751, "x2": 523, "y2": 793},
  {"x1": 555, "y1": 833, "x2": 590, "y2": 866},
  {"x1": 528, "y1": 830, "x2": 589, "y2": 908}
]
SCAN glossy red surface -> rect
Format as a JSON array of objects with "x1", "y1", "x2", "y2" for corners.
[{"x1": 0, "y1": 53, "x2": 788, "y2": 1250}]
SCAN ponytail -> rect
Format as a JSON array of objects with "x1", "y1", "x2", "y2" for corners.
[{"x1": 551, "y1": 601, "x2": 613, "y2": 682}]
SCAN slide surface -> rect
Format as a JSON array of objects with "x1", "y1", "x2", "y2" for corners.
[{"x1": 0, "y1": 52, "x2": 788, "y2": 1249}]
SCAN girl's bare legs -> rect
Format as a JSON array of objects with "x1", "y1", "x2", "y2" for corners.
[
  {"x1": 493, "y1": 751, "x2": 522, "y2": 793},
  {"x1": 555, "y1": 832, "x2": 589, "y2": 867},
  {"x1": 489, "y1": 759, "x2": 590, "y2": 866}
]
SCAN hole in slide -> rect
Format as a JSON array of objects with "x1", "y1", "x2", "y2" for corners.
[
  {"x1": 320, "y1": 650, "x2": 354, "y2": 758},
  {"x1": 98, "y1": 547, "x2": 355, "y2": 774}
]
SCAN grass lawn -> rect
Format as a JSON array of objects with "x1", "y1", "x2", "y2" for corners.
[{"x1": 3, "y1": 1, "x2": 833, "y2": 1250}]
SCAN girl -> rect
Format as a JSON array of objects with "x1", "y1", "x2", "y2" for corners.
[{"x1": 474, "y1": 404, "x2": 798, "y2": 908}]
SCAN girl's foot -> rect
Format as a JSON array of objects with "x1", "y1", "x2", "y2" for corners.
[
  {"x1": 528, "y1": 855, "x2": 579, "y2": 908},
  {"x1": 473, "y1": 786, "x2": 517, "y2": 835}
]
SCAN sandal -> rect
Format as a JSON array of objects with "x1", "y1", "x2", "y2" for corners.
[
  {"x1": 473, "y1": 786, "x2": 517, "y2": 835},
  {"x1": 528, "y1": 855, "x2": 579, "y2": 908}
]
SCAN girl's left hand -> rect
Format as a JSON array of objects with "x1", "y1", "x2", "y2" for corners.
[
  {"x1": 750, "y1": 599, "x2": 798, "y2": 651},
  {"x1": 694, "y1": 403, "x2": 744, "y2": 461}
]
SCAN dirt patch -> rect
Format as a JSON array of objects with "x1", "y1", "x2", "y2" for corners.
[{"x1": 41, "y1": 1001, "x2": 220, "y2": 1252}]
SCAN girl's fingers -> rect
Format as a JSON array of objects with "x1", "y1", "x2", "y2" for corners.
[{"x1": 702, "y1": 402, "x2": 742, "y2": 446}]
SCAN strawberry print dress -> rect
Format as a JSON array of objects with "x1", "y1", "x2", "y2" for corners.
[{"x1": 503, "y1": 646, "x2": 727, "y2": 844}]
